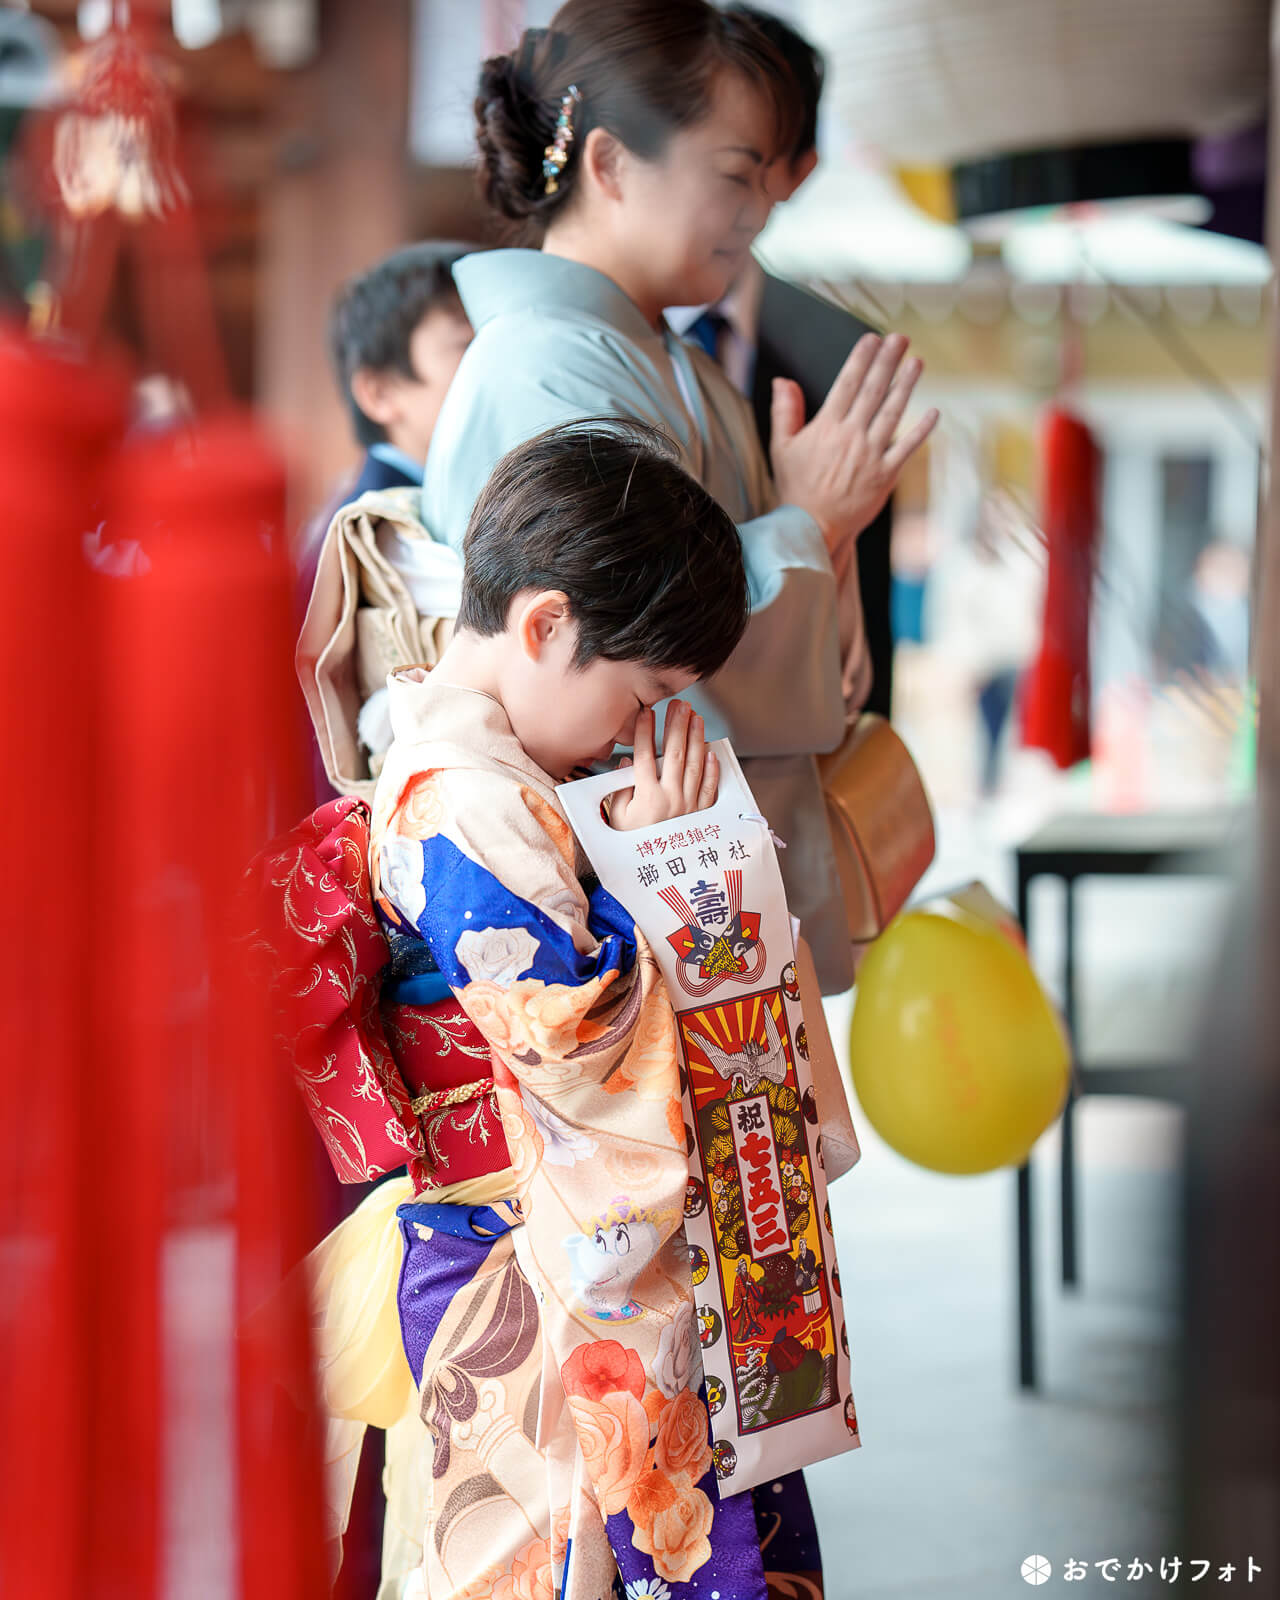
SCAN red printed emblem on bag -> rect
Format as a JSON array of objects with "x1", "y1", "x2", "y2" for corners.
[{"x1": 660, "y1": 868, "x2": 766, "y2": 998}]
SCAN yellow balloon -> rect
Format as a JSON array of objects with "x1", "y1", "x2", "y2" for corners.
[{"x1": 848, "y1": 897, "x2": 1070, "y2": 1174}]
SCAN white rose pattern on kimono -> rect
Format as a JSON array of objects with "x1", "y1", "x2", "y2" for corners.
[
  {"x1": 543, "y1": 886, "x2": 586, "y2": 925},
  {"x1": 378, "y1": 834, "x2": 428, "y2": 925},
  {"x1": 455, "y1": 924, "x2": 541, "y2": 987},
  {"x1": 653, "y1": 1299, "x2": 703, "y2": 1400},
  {"x1": 523, "y1": 1092, "x2": 600, "y2": 1168}
]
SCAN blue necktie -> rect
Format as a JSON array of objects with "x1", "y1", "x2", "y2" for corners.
[{"x1": 685, "y1": 308, "x2": 728, "y2": 362}]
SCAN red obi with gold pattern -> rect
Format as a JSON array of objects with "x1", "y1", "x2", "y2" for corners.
[
  {"x1": 383, "y1": 998, "x2": 508, "y2": 1188},
  {"x1": 253, "y1": 796, "x2": 511, "y2": 1192}
]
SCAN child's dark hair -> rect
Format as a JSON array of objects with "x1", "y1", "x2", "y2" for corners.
[
  {"x1": 724, "y1": 4, "x2": 824, "y2": 165},
  {"x1": 459, "y1": 420, "x2": 749, "y2": 681},
  {"x1": 329, "y1": 242, "x2": 468, "y2": 448},
  {"x1": 475, "y1": 0, "x2": 800, "y2": 230}
]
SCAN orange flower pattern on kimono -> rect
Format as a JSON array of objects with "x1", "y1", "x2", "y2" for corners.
[{"x1": 630, "y1": 1468, "x2": 715, "y2": 1584}]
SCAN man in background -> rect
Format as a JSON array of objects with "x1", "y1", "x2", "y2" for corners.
[
  {"x1": 296, "y1": 240, "x2": 473, "y2": 593},
  {"x1": 329, "y1": 239, "x2": 473, "y2": 503},
  {"x1": 670, "y1": 4, "x2": 897, "y2": 718}
]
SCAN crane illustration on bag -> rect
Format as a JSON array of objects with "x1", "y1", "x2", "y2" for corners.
[{"x1": 690, "y1": 1002, "x2": 789, "y2": 1096}]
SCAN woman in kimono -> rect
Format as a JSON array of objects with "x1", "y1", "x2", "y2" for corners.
[{"x1": 423, "y1": 0, "x2": 938, "y2": 997}]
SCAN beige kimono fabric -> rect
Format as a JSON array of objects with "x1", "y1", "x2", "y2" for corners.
[{"x1": 296, "y1": 488, "x2": 457, "y2": 799}]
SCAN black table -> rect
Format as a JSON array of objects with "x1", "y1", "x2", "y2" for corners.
[{"x1": 1013, "y1": 806, "x2": 1241, "y2": 1389}]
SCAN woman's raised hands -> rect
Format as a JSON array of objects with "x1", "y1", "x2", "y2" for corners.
[{"x1": 770, "y1": 332, "x2": 939, "y2": 553}]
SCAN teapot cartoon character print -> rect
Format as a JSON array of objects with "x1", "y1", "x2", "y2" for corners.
[{"x1": 565, "y1": 1197, "x2": 666, "y2": 1321}]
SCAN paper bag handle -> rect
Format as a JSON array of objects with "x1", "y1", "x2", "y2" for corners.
[{"x1": 558, "y1": 737, "x2": 763, "y2": 859}]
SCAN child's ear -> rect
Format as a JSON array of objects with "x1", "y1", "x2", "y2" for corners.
[
  {"x1": 515, "y1": 589, "x2": 572, "y2": 663},
  {"x1": 350, "y1": 366, "x2": 400, "y2": 429}
]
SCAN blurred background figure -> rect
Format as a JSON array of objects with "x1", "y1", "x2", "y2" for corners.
[
  {"x1": 297, "y1": 241, "x2": 473, "y2": 585},
  {"x1": 1185, "y1": 537, "x2": 1252, "y2": 683},
  {"x1": 888, "y1": 507, "x2": 934, "y2": 651},
  {"x1": 931, "y1": 490, "x2": 1044, "y2": 797},
  {"x1": 326, "y1": 243, "x2": 472, "y2": 511}
]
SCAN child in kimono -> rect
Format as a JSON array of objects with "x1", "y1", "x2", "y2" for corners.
[{"x1": 364, "y1": 419, "x2": 822, "y2": 1600}]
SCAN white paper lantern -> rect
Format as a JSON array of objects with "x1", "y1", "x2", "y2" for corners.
[{"x1": 805, "y1": 0, "x2": 1269, "y2": 166}]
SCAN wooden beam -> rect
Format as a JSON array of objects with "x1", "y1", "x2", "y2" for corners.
[{"x1": 257, "y1": 0, "x2": 413, "y2": 524}]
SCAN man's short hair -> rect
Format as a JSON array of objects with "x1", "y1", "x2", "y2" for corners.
[
  {"x1": 726, "y1": 4, "x2": 824, "y2": 164},
  {"x1": 329, "y1": 242, "x2": 468, "y2": 449},
  {"x1": 459, "y1": 420, "x2": 749, "y2": 681}
]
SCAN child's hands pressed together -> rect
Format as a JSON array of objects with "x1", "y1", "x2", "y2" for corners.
[{"x1": 608, "y1": 700, "x2": 719, "y2": 830}]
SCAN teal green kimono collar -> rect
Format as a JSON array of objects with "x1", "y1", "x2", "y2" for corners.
[{"x1": 453, "y1": 249, "x2": 659, "y2": 344}]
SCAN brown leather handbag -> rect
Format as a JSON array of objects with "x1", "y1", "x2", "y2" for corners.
[{"x1": 818, "y1": 713, "x2": 936, "y2": 944}]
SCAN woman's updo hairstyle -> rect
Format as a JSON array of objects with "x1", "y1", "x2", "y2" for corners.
[{"x1": 475, "y1": 0, "x2": 800, "y2": 228}]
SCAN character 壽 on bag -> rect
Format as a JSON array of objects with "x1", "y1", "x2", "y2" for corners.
[{"x1": 558, "y1": 740, "x2": 861, "y2": 1495}]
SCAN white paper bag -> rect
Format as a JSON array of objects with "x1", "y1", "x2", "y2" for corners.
[{"x1": 557, "y1": 741, "x2": 860, "y2": 1496}]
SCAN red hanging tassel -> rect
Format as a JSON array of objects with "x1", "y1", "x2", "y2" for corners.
[
  {"x1": 0, "y1": 327, "x2": 127, "y2": 1600},
  {"x1": 1021, "y1": 406, "x2": 1103, "y2": 770},
  {"x1": 22, "y1": 8, "x2": 231, "y2": 411},
  {"x1": 94, "y1": 415, "x2": 325, "y2": 1599}
]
